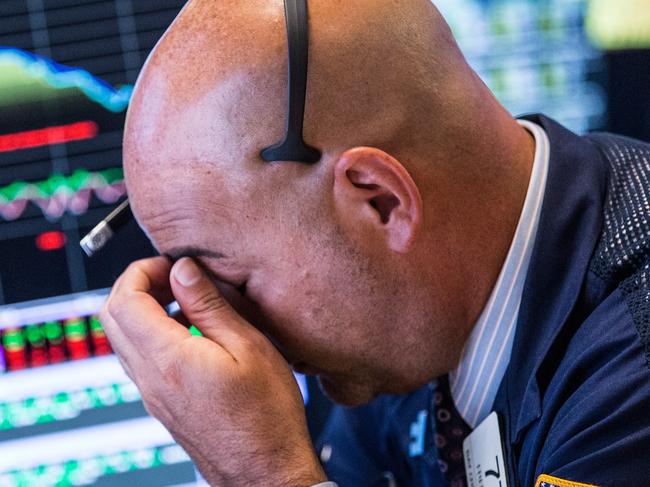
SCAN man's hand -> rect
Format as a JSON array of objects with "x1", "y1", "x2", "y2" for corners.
[{"x1": 99, "y1": 256, "x2": 327, "y2": 487}]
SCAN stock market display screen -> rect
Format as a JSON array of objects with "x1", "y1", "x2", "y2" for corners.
[
  {"x1": 0, "y1": 0, "x2": 171, "y2": 305},
  {"x1": 0, "y1": 1, "x2": 205, "y2": 486},
  {"x1": 0, "y1": 1, "x2": 605, "y2": 486}
]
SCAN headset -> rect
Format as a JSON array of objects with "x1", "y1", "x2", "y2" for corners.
[
  {"x1": 81, "y1": 0, "x2": 320, "y2": 256},
  {"x1": 260, "y1": 0, "x2": 322, "y2": 164}
]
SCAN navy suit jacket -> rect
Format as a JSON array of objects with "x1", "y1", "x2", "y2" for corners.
[{"x1": 316, "y1": 115, "x2": 650, "y2": 487}]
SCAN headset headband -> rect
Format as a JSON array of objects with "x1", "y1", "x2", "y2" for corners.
[{"x1": 260, "y1": 0, "x2": 321, "y2": 164}]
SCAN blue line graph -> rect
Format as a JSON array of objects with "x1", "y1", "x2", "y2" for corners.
[{"x1": 0, "y1": 47, "x2": 134, "y2": 112}]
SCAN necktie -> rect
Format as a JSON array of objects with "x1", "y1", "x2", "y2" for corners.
[{"x1": 431, "y1": 375, "x2": 473, "y2": 487}]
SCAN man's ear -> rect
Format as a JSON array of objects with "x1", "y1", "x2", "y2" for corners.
[{"x1": 333, "y1": 147, "x2": 423, "y2": 253}]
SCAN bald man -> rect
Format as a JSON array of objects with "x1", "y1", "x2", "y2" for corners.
[{"x1": 99, "y1": 1, "x2": 650, "y2": 486}]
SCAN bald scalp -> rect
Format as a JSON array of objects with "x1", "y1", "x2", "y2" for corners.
[
  {"x1": 124, "y1": 0, "x2": 534, "y2": 255},
  {"x1": 125, "y1": 0, "x2": 487, "y2": 177}
]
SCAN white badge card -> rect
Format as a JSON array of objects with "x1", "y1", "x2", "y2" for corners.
[{"x1": 463, "y1": 412, "x2": 510, "y2": 487}]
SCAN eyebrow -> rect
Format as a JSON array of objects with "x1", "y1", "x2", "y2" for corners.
[{"x1": 165, "y1": 247, "x2": 227, "y2": 262}]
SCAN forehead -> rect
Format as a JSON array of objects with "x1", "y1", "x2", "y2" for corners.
[
  {"x1": 125, "y1": 160, "x2": 242, "y2": 249},
  {"x1": 120, "y1": 2, "x2": 293, "y2": 233},
  {"x1": 121, "y1": 23, "x2": 288, "y2": 186},
  {"x1": 124, "y1": 79, "x2": 273, "y2": 181},
  {"x1": 122, "y1": 68, "x2": 285, "y2": 228}
]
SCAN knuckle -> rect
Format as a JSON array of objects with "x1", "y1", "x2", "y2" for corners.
[
  {"x1": 122, "y1": 262, "x2": 140, "y2": 280},
  {"x1": 122, "y1": 258, "x2": 151, "y2": 284},
  {"x1": 125, "y1": 258, "x2": 146, "y2": 274},
  {"x1": 104, "y1": 297, "x2": 121, "y2": 322},
  {"x1": 98, "y1": 302, "x2": 109, "y2": 323},
  {"x1": 106, "y1": 294, "x2": 129, "y2": 322},
  {"x1": 97, "y1": 312, "x2": 113, "y2": 339}
]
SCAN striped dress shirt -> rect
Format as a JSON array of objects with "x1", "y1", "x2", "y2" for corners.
[{"x1": 449, "y1": 120, "x2": 550, "y2": 428}]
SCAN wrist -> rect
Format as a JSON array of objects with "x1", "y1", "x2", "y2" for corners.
[
  {"x1": 205, "y1": 450, "x2": 326, "y2": 487},
  {"x1": 285, "y1": 436, "x2": 329, "y2": 487},
  {"x1": 277, "y1": 462, "x2": 328, "y2": 487},
  {"x1": 267, "y1": 451, "x2": 328, "y2": 487},
  {"x1": 201, "y1": 465, "x2": 327, "y2": 487}
]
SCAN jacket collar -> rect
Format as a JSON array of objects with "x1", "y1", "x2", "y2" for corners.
[{"x1": 495, "y1": 114, "x2": 608, "y2": 444}]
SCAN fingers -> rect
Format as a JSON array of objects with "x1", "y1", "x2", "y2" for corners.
[
  {"x1": 101, "y1": 257, "x2": 192, "y2": 369},
  {"x1": 170, "y1": 258, "x2": 265, "y2": 357},
  {"x1": 112, "y1": 256, "x2": 175, "y2": 305},
  {"x1": 98, "y1": 305, "x2": 137, "y2": 380},
  {"x1": 101, "y1": 255, "x2": 263, "y2": 390}
]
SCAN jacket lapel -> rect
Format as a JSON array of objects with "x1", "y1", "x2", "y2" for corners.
[{"x1": 495, "y1": 115, "x2": 608, "y2": 445}]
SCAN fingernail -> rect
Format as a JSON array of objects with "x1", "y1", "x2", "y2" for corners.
[{"x1": 174, "y1": 258, "x2": 202, "y2": 287}]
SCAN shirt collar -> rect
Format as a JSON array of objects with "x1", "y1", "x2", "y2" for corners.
[{"x1": 448, "y1": 120, "x2": 550, "y2": 428}]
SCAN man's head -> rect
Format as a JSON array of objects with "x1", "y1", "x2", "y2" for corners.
[{"x1": 123, "y1": 0, "x2": 534, "y2": 405}]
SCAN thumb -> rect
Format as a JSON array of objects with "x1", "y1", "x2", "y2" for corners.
[{"x1": 170, "y1": 257, "x2": 257, "y2": 353}]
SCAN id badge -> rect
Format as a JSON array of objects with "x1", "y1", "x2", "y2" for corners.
[{"x1": 463, "y1": 412, "x2": 510, "y2": 487}]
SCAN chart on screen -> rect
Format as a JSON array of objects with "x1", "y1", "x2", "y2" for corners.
[{"x1": 0, "y1": 1, "x2": 203, "y2": 485}]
